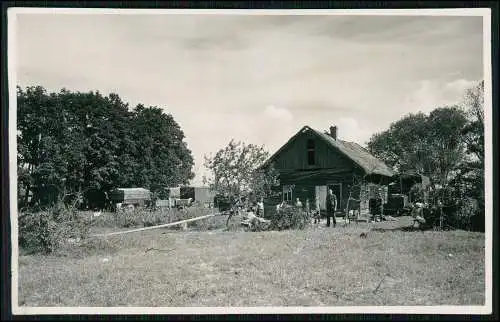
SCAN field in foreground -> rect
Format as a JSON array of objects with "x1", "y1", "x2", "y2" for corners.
[{"x1": 18, "y1": 217, "x2": 485, "y2": 307}]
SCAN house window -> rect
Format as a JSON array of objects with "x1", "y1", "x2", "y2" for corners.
[{"x1": 307, "y1": 139, "x2": 315, "y2": 166}]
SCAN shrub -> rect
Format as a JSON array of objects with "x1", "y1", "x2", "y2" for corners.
[
  {"x1": 18, "y1": 203, "x2": 91, "y2": 254},
  {"x1": 470, "y1": 213, "x2": 485, "y2": 232},
  {"x1": 419, "y1": 197, "x2": 482, "y2": 231},
  {"x1": 269, "y1": 205, "x2": 310, "y2": 231},
  {"x1": 450, "y1": 197, "x2": 480, "y2": 231}
]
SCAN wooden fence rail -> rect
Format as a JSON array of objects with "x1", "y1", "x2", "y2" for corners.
[{"x1": 91, "y1": 213, "x2": 222, "y2": 237}]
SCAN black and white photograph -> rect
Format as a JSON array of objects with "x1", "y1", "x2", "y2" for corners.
[{"x1": 8, "y1": 7, "x2": 493, "y2": 315}]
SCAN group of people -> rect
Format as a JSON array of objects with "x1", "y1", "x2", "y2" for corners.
[
  {"x1": 233, "y1": 189, "x2": 341, "y2": 228},
  {"x1": 277, "y1": 189, "x2": 339, "y2": 228},
  {"x1": 237, "y1": 197, "x2": 265, "y2": 218}
]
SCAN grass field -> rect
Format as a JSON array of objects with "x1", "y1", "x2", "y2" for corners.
[{"x1": 17, "y1": 216, "x2": 485, "y2": 307}]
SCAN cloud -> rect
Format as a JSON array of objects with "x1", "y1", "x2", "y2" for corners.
[
  {"x1": 403, "y1": 78, "x2": 479, "y2": 113},
  {"x1": 188, "y1": 105, "x2": 296, "y2": 185},
  {"x1": 13, "y1": 13, "x2": 484, "y2": 185},
  {"x1": 263, "y1": 105, "x2": 293, "y2": 122},
  {"x1": 335, "y1": 117, "x2": 374, "y2": 146},
  {"x1": 444, "y1": 78, "x2": 478, "y2": 95},
  {"x1": 252, "y1": 105, "x2": 296, "y2": 153}
]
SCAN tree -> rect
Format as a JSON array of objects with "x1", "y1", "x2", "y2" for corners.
[
  {"x1": 203, "y1": 140, "x2": 273, "y2": 199},
  {"x1": 17, "y1": 86, "x2": 69, "y2": 207},
  {"x1": 461, "y1": 80, "x2": 484, "y2": 163},
  {"x1": 367, "y1": 106, "x2": 468, "y2": 205},
  {"x1": 250, "y1": 165, "x2": 281, "y2": 200},
  {"x1": 17, "y1": 86, "x2": 195, "y2": 209},
  {"x1": 131, "y1": 104, "x2": 195, "y2": 192},
  {"x1": 426, "y1": 107, "x2": 468, "y2": 190},
  {"x1": 204, "y1": 140, "x2": 279, "y2": 226},
  {"x1": 367, "y1": 112, "x2": 431, "y2": 174},
  {"x1": 455, "y1": 80, "x2": 485, "y2": 217}
]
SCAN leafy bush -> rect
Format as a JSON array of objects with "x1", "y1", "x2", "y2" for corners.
[
  {"x1": 269, "y1": 206, "x2": 310, "y2": 231},
  {"x1": 418, "y1": 197, "x2": 482, "y2": 231},
  {"x1": 19, "y1": 203, "x2": 91, "y2": 254},
  {"x1": 450, "y1": 197, "x2": 480, "y2": 231}
]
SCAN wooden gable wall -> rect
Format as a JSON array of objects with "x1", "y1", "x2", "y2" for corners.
[
  {"x1": 264, "y1": 129, "x2": 389, "y2": 219},
  {"x1": 271, "y1": 131, "x2": 354, "y2": 171}
]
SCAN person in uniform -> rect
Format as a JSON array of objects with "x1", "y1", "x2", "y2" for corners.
[{"x1": 326, "y1": 189, "x2": 337, "y2": 228}]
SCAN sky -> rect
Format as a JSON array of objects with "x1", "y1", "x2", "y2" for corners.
[{"x1": 14, "y1": 12, "x2": 484, "y2": 185}]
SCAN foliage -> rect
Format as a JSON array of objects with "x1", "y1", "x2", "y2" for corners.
[
  {"x1": 368, "y1": 112, "x2": 430, "y2": 174},
  {"x1": 250, "y1": 164, "x2": 281, "y2": 200},
  {"x1": 17, "y1": 86, "x2": 195, "y2": 209},
  {"x1": 269, "y1": 205, "x2": 310, "y2": 231},
  {"x1": 418, "y1": 195, "x2": 478, "y2": 232},
  {"x1": 18, "y1": 203, "x2": 91, "y2": 254},
  {"x1": 461, "y1": 80, "x2": 484, "y2": 163},
  {"x1": 367, "y1": 80, "x2": 485, "y2": 231},
  {"x1": 457, "y1": 80, "x2": 485, "y2": 215},
  {"x1": 131, "y1": 105, "x2": 195, "y2": 192},
  {"x1": 367, "y1": 106, "x2": 468, "y2": 188},
  {"x1": 203, "y1": 140, "x2": 276, "y2": 200}
]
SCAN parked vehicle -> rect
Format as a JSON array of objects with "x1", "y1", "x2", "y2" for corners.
[
  {"x1": 384, "y1": 172, "x2": 431, "y2": 217},
  {"x1": 108, "y1": 188, "x2": 152, "y2": 211}
]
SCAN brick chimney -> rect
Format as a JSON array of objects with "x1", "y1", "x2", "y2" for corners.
[{"x1": 329, "y1": 126, "x2": 338, "y2": 140}]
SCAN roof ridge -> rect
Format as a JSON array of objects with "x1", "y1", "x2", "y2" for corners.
[
  {"x1": 262, "y1": 125, "x2": 393, "y2": 178},
  {"x1": 308, "y1": 126, "x2": 393, "y2": 176}
]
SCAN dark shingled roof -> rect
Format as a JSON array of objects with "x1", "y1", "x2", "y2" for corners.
[{"x1": 262, "y1": 125, "x2": 395, "y2": 178}]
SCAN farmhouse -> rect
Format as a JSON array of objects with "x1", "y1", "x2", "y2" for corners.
[{"x1": 261, "y1": 125, "x2": 395, "y2": 218}]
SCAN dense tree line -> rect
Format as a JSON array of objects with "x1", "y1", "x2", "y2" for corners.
[
  {"x1": 367, "y1": 81, "x2": 485, "y2": 224},
  {"x1": 17, "y1": 86, "x2": 194, "y2": 209}
]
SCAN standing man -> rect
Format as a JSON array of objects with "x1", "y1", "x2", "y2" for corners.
[{"x1": 326, "y1": 189, "x2": 337, "y2": 228}]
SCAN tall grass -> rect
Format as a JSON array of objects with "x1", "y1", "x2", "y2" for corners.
[{"x1": 89, "y1": 206, "x2": 216, "y2": 229}]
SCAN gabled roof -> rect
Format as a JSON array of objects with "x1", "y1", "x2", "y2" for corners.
[{"x1": 262, "y1": 125, "x2": 395, "y2": 178}]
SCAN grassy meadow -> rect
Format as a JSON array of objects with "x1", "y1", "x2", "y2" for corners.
[{"x1": 17, "y1": 215, "x2": 485, "y2": 307}]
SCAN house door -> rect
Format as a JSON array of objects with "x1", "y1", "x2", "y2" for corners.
[
  {"x1": 327, "y1": 183, "x2": 342, "y2": 212},
  {"x1": 315, "y1": 186, "x2": 327, "y2": 210}
]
